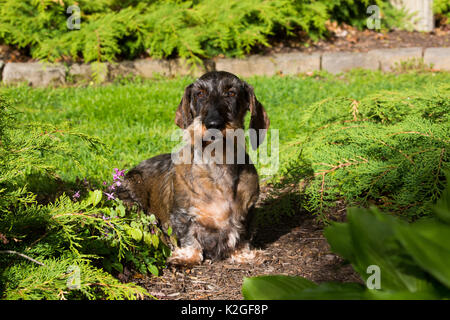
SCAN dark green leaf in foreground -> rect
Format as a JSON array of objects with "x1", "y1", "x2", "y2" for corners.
[
  {"x1": 396, "y1": 221, "x2": 450, "y2": 289},
  {"x1": 340, "y1": 207, "x2": 432, "y2": 292},
  {"x1": 433, "y1": 172, "x2": 450, "y2": 225},
  {"x1": 322, "y1": 222, "x2": 354, "y2": 262},
  {"x1": 242, "y1": 275, "x2": 317, "y2": 300},
  {"x1": 242, "y1": 275, "x2": 368, "y2": 300}
]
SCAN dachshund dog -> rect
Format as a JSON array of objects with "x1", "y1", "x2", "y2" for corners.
[{"x1": 116, "y1": 71, "x2": 269, "y2": 265}]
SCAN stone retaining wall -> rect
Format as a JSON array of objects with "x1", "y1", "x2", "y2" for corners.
[{"x1": 1, "y1": 47, "x2": 449, "y2": 87}]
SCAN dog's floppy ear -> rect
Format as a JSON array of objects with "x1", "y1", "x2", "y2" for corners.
[
  {"x1": 245, "y1": 83, "x2": 270, "y2": 150},
  {"x1": 175, "y1": 84, "x2": 194, "y2": 129}
]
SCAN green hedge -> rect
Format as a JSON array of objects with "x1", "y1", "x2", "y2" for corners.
[
  {"x1": 0, "y1": 0, "x2": 406, "y2": 64},
  {"x1": 435, "y1": 0, "x2": 450, "y2": 19},
  {"x1": 278, "y1": 84, "x2": 450, "y2": 221}
]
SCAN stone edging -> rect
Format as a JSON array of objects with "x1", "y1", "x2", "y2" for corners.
[{"x1": 0, "y1": 47, "x2": 449, "y2": 87}]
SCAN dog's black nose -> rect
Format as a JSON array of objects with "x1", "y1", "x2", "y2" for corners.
[{"x1": 205, "y1": 119, "x2": 224, "y2": 130}]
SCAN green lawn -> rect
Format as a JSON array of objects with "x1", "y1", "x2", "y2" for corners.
[{"x1": 1, "y1": 70, "x2": 449, "y2": 186}]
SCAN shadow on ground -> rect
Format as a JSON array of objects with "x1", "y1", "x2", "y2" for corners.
[{"x1": 248, "y1": 189, "x2": 310, "y2": 248}]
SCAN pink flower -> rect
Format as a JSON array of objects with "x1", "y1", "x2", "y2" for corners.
[
  {"x1": 73, "y1": 191, "x2": 80, "y2": 201},
  {"x1": 114, "y1": 168, "x2": 125, "y2": 177},
  {"x1": 103, "y1": 168, "x2": 126, "y2": 195},
  {"x1": 104, "y1": 192, "x2": 115, "y2": 200}
]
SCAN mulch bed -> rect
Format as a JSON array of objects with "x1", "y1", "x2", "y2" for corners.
[{"x1": 255, "y1": 24, "x2": 450, "y2": 55}]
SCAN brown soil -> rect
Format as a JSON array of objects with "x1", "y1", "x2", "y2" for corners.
[
  {"x1": 128, "y1": 187, "x2": 361, "y2": 300},
  {"x1": 0, "y1": 45, "x2": 34, "y2": 63},
  {"x1": 254, "y1": 25, "x2": 450, "y2": 56}
]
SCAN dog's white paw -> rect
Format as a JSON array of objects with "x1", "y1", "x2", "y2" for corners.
[
  {"x1": 228, "y1": 243, "x2": 265, "y2": 265},
  {"x1": 167, "y1": 246, "x2": 203, "y2": 266}
]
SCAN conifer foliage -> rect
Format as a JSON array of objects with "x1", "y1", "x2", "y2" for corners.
[
  {"x1": 0, "y1": 0, "x2": 405, "y2": 64},
  {"x1": 0, "y1": 96, "x2": 157, "y2": 299},
  {"x1": 281, "y1": 84, "x2": 450, "y2": 220}
]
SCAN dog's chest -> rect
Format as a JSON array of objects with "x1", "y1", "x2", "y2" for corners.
[{"x1": 174, "y1": 163, "x2": 239, "y2": 230}]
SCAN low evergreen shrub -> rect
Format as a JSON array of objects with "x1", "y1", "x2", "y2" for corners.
[
  {"x1": 0, "y1": 95, "x2": 168, "y2": 299},
  {"x1": 0, "y1": 0, "x2": 407, "y2": 64},
  {"x1": 434, "y1": 0, "x2": 450, "y2": 20},
  {"x1": 276, "y1": 84, "x2": 450, "y2": 221}
]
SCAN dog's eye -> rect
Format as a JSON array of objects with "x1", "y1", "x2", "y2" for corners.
[
  {"x1": 226, "y1": 90, "x2": 236, "y2": 97},
  {"x1": 197, "y1": 90, "x2": 206, "y2": 98}
]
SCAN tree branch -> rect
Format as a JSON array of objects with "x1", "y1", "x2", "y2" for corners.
[{"x1": 0, "y1": 250, "x2": 46, "y2": 266}]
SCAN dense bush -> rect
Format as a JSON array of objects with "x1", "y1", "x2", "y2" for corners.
[
  {"x1": 434, "y1": 0, "x2": 450, "y2": 19},
  {"x1": 0, "y1": 0, "x2": 406, "y2": 64},
  {"x1": 242, "y1": 172, "x2": 450, "y2": 300},
  {"x1": 0, "y1": 95, "x2": 168, "y2": 299},
  {"x1": 276, "y1": 84, "x2": 449, "y2": 221}
]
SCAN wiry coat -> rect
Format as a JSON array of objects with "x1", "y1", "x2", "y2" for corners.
[{"x1": 116, "y1": 71, "x2": 269, "y2": 265}]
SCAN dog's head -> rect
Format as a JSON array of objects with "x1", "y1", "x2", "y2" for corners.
[{"x1": 175, "y1": 71, "x2": 270, "y2": 149}]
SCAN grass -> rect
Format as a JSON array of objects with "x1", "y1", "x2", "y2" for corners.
[{"x1": 1, "y1": 69, "x2": 449, "y2": 191}]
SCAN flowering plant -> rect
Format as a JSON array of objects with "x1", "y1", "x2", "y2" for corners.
[{"x1": 70, "y1": 167, "x2": 171, "y2": 277}]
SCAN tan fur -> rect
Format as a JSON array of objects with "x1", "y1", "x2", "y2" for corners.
[
  {"x1": 168, "y1": 246, "x2": 203, "y2": 266},
  {"x1": 228, "y1": 242, "x2": 265, "y2": 264}
]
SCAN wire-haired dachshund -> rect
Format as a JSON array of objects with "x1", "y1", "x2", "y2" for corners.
[{"x1": 116, "y1": 71, "x2": 269, "y2": 265}]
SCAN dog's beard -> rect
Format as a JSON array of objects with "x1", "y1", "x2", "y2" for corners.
[{"x1": 176, "y1": 117, "x2": 247, "y2": 165}]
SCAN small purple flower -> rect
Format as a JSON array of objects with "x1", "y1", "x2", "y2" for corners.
[
  {"x1": 114, "y1": 168, "x2": 125, "y2": 178},
  {"x1": 101, "y1": 230, "x2": 111, "y2": 238},
  {"x1": 102, "y1": 168, "x2": 126, "y2": 196},
  {"x1": 104, "y1": 192, "x2": 115, "y2": 200},
  {"x1": 73, "y1": 191, "x2": 80, "y2": 201}
]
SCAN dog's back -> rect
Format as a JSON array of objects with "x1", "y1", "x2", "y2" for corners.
[{"x1": 116, "y1": 153, "x2": 174, "y2": 226}]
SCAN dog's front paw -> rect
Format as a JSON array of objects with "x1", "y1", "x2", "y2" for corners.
[
  {"x1": 227, "y1": 242, "x2": 265, "y2": 265},
  {"x1": 167, "y1": 246, "x2": 203, "y2": 266}
]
